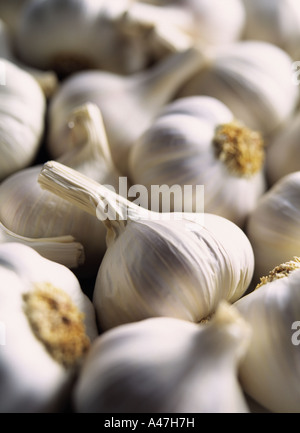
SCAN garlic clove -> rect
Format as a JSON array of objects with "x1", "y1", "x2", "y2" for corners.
[
  {"x1": 246, "y1": 171, "x2": 300, "y2": 280},
  {"x1": 47, "y1": 46, "x2": 208, "y2": 176},
  {"x1": 234, "y1": 257, "x2": 300, "y2": 413},
  {"x1": 73, "y1": 301, "x2": 252, "y2": 413},
  {"x1": 0, "y1": 242, "x2": 98, "y2": 413},
  {"x1": 175, "y1": 40, "x2": 299, "y2": 137},
  {"x1": 0, "y1": 103, "x2": 121, "y2": 276},
  {"x1": 0, "y1": 221, "x2": 85, "y2": 269},
  {"x1": 129, "y1": 95, "x2": 266, "y2": 228},
  {"x1": 38, "y1": 160, "x2": 255, "y2": 331}
]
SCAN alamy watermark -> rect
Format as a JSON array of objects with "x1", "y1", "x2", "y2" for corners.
[
  {"x1": 94, "y1": 177, "x2": 205, "y2": 224},
  {"x1": 291, "y1": 321, "x2": 300, "y2": 346}
]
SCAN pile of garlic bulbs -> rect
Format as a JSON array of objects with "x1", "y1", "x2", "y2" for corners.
[{"x1": 1, "y1": 0, "x2": 300, "y2": 414}]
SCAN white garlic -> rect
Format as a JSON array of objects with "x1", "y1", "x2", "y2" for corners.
[
  {"x1": 38, "y1": 160, "x2": 255, "y2": 331},
  {"x1": 14, "y1": 0, "x2": 192, "y2": 76},
  {"x1": 234, "y1": 257, "x2": 300, "y2": 413},
  {"x1": 175, "y1": 40, "x2": 299, "y2": 137},
  {"x1": 0, "y1": 103, "x2": 121, "y2": 275},
  {"x1": 47, "y1": 46, "x2": 206, "y2": 175},
  {"x1": 241, "y1": 0, "x2": 300, "y2": 60},
  {"x1": 266, "y1": 112, "x2": 300, "y2": 186},
  {"x1": 129, "y1": 95, "x2": 266, "y2": 228},
  {"x1": 0, "y1": 242, "x2": 98, "y2": 413},
  {"x1": 246, "y1": 171, "x2": 300, "y2": 280},
  {"x1": 0, "y1": 58, "x2": 46, "y2": 181},
  {"x1": 0, "y1": 221, "x2": 84, "y2": 269},
  {"x1": 73, "y1": 301, "x2": 251, "y2": 413}
]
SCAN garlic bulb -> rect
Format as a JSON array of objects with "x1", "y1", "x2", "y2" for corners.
[
  {"x1": 129, "y1": 95, "x2": 266, "y2": 228},
  {"x1": 14, "y1": 0, "x2": 193, "y2": 77},
  {"x1": 47, "y1": 46, "x2": 206, "y2": 175},
  {"x1": 0, "y1": 221, "x2": 84, "y2": 269},
  {"x1": 38, "y1": 160, "x2": 255, "y2": 331},
  {"x1": 73, "y1": 301, "x2": 251, "y2": 413},
  {"x1": 0, "y1": 103, "x2": 121, "y2": 275},
  {"x1": 266, "y1": 112, "x2": 300, "y2": 186},
  {"x1": 0, "y1": 242, "x2": 98, "y2": 413},
  {"x1": 241, "y1": 0, "x2": 300, "y2": 60},
  {"x1": 246, "y1": 171, "x2": 300, "y2": 280},
  {"x1": 234, "y1": 257, "x2": 300, "y2": 413},
  {"x1": 175, "y1": 40, "x2": 299, "y2": 137},
  {"x1": 0, "y1": 58, "x2": 46, "y2": 181}
]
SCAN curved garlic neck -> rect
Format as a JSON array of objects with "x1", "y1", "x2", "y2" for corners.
[
  {"x1": 213, "y1": 120, "x2": 264, "y2": 177},
  {"x1": 23, "y1": 282, "x2": 90, "y2": 369},
  {"x1": 255, "y1": 257, "x2": 300, "y2": 289}
]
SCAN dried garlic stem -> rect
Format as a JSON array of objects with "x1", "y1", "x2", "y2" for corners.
[
  {"x1": 213, "y1": 120, "x2": 264, "y2": 177},
  {"x1": 38, "y1": 161, "x2": 149, "y2": 232}
]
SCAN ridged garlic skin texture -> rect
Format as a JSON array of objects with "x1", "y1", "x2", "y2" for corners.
[
  {"x1": 0, "y1": 58, "x2": 45, "y2": 181},
  {"x1": 235, "y1": 268, "x2": 300, "y2": 413},
  {"x1": 73, "y1": 303, "x2": 251, "y2": 413},
  {"x1": 246, "y1": 171, "x2": 300, "y2": 279},
  {"x1": 176, "y1": 41, "x2": 299, "y2": 136},
  {"x1": 0, "y1": 243, "x2": 98, "y2": 413},
  {"x1": 241, "y1": 0, "x2": 300, "y2": 60},
  {"x1": 129, "y1": 96, "x2": 266, "y2": 228},
  {"x1": 93, "y1": 213, "x2": 254, "y2": 330}
]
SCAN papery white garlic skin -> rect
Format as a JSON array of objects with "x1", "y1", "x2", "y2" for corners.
[
  {"x1": 93, "y1": 212, "x2": 254, "y2": 330},
  {"x1": 0, "y1": 243, "x2": 98, "y2": 413},
  {"x1": 266, "y1": 112, "x2": 300, "y2": 186},
  {"x1": 235, "y1": 259, "x2": 300, "y2": 413},
  {"x1": 47, "y1": 47, "x2": 206, "y2": 175},
  {"x1": 129, "y1": 95, "x2": 266, "y2": 228},
  {"x1": 176, "y1": 41, "x2": 299, "y2": 136},
  {"x1": 0, "y1": 58, "x2": 45, "y2": 181},
  {"x1": 246, "y1": 171, "x2": 300, "y2": 280},
  {"x1": 241, "y1": 0, "x2": 300, "y2": 60},
  {"x1": 73, "y1": 301, "x2": 251, "y2": 413}
]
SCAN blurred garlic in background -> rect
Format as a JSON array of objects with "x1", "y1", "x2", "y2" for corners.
[
  {"x1": 175, "y1": 40, "x2": 299, "y2": 138},
  {"x1": 0, "y1": 58, "x2": 46, "y2": 181},
  {"x1": 47, "y1": 46, "x2": 206, "y2": 175},
  {"x1": 241, "y1": 0, "x2": 300, "y2": 60}
]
